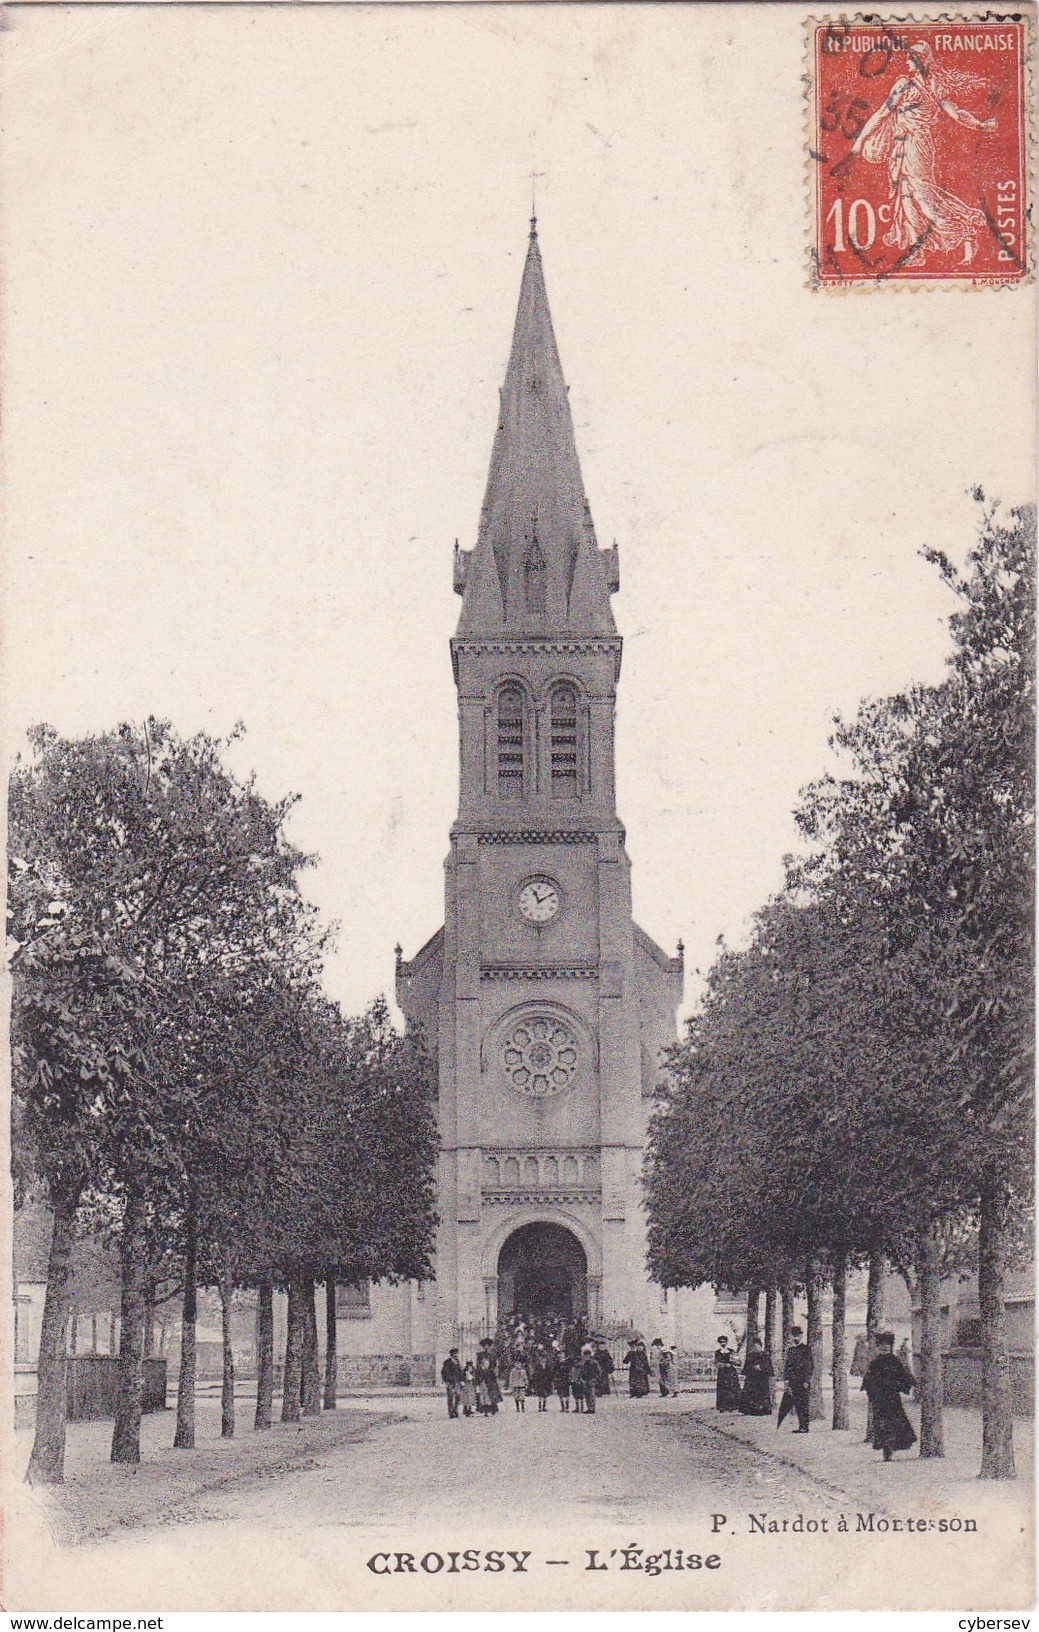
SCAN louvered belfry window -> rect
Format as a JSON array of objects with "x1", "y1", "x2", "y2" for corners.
[
  {"x1": 497, "y1": 684, "x2": 525, "y2": 797},
  {"x1": 550, "y1": 683, "x2": 579, "y2": 797}
]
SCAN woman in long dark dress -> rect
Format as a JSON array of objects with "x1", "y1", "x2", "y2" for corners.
[
  {"x1": 861, "y1": 1332, "x2": 917, "y2": 1459},
  {"x1": 740, "y1": 1339, "x2": 773, "y2": 1415},
  {"x1": 623, "y1": 1338, "x2": 651, "y2": 1398},
  {"x1": 475, "y1": 1348, "x2": 502, "y2": 1416},
  {"x1": 714, "y1": 1337, "x2": 742, "y2": 1412},
  {"x1": 594, "y1": 1342, "x2": 615, "y2": 1397}
]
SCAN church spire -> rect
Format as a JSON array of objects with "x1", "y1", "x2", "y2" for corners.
[{"x1": 454, "y1": 222, "x2": 619, "y2": 636}]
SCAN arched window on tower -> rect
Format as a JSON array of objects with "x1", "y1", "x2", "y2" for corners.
[
  {"x1": 550, "y1": 682, "x2": 579, "y2": 798},
  {"x1": 497, "y1": 684, "x2": 524, "y2": 798},
  {"x1": 524, "y1": 537, "x2": 546, "y2": 613}
]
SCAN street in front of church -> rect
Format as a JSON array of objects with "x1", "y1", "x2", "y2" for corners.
[{"x1": 9, "y1": 1386, "x2": 1031, "y2": 1612}]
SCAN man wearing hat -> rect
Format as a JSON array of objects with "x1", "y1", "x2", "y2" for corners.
[
  {"x1": 778, "y1": 1326, "x2": 813, "y2": 1433},
  {"x1": 440, "y1": 1347, "x2": 463, "y2": 1419}
]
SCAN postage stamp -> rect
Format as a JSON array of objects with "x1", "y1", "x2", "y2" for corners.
[{"x1": 810, "y1": 17, "x2": 1030, "y2": 286}]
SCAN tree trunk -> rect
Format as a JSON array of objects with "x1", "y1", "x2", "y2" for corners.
[
  {"x1": 301, "y1": 1278, "x2": 321, "y2": 1416},
  {"x1": 866, "y1": 1250, "x2": 885, "y2": 1335},
  {"x1": 764, "y1": 1285, "x2": 778, "y2": 1403},
  {"x1": 763, "y1": 1286, "x2": 776, "y2": 1359},
  {"x1": 111, "y1": 1190, "x2": 147, "y2": 1464},
  {"x1": 806, "y1": 1257, "x2": 825, "y2": 1421},
  {"x1": 831, "y1": 1253, "x2": 849, "y2": 1430},
  {"x1": 979, "y1": 1169, "x2": 1016, "y2": 1479},
  {"x1": 917, "y1": 1219, "x2": 945, "y2": 1458},
  {"x1": 254, "y1": 1279, "x2": 274, "y2": 1430},
  {"x1": 25, "y1": 1187, "x2": 79, "y2": 1486},
  {"x1": 173, "y1": 1193, "x2": 197, "y2": 1449},
  {"x1": 780, "y1": 1277, "x2": 794, "y2": 1355},
  {"x1": 323, "y1": 1278, "x2": 338, "y2": 1410},
  {"x1": 219, "y1": 1266, "x2": 235, "y2": 1439},
  {"x1": 281, "y1": 1276, "x2": 304, "y2": 1423},
  {"x1": 864, "y1": 1249, "x2": 885, "y2": 1442},
  {"x1": 745, "y1": 1286, "x2": 761, "y2": 1348}
]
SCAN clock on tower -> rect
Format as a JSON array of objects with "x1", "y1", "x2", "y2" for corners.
[{"x1": 397, "y1": 216, "x2": 684, "y2": 1362}]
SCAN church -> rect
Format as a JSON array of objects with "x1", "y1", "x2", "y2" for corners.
[{"x1": 389, "y1": 217, "x2": 692, "y2": 1363}]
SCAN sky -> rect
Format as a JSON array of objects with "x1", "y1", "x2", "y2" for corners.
[{"x1": 3, "y1": 2, "x2": 1034, "y2": 1020}]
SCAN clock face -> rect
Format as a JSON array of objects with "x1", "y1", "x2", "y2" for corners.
[{"x1": 518, "y1": 876, "x2": 561, "y2": 924}]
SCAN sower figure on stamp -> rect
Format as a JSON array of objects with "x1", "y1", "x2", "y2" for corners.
[
  {"x1": 861, "y1": 1331, "x2": 917, "y2": 1461},
  {"x1": 850, "y1": 41, "x2": 996, "y2": 266},
  {"x1": 777, "y1": 1325, "x2": 812, "y2": 1433},
  {"x1": 441, "y1": 1348, "x2": 462, "y2": 1419}
]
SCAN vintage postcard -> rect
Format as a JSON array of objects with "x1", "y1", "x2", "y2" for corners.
[{"x1": 2, "y1": 0, "x2": 1035, "y2": 1616}]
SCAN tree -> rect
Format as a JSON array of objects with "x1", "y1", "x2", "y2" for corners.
[
  {"x1": 9, "y1": 913, "x2": 142, "y2": 1485},
  {"x1": 10, "y1": 720, "x2": 325, "y2": 1468},
  {"x1": 795, "y1": 500, "x2": 1035, "y2": 1474},
  {"x1": 646, "y1": 876, "x2": 975, "y2": 1448},
  {"x1": 257, "y1": 996, "x2": 438, "y2": 1421}
]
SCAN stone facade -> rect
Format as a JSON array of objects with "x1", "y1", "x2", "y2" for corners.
[{"x1": 396, "y1": 221, "x2": 684, "y2": 1360}]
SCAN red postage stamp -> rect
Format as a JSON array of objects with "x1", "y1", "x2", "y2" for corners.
[{"x1": 811, "y1": 17, "x2": 1029, "y2": 285}]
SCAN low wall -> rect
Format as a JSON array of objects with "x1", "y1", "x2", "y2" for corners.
[
  {"x1": 16, "y1": 1358, "x2": 168, "y2": 1430},
  {"x1": 67, "y1": 1356, "x2": 168, "y2": 1420},
  {"x1": 173, "y1": 1353, "x2": 439, "y2": 1389},
  {"x1": 942, "y1": 1348, "x2": 1034, "y2": 1416},
  {"x1": 335, "y1": 1354, "x2": 436, "y2": 1388}
]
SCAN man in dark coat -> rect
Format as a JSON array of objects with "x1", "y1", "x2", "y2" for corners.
[
  {"x1": 861, "y1": 1332, "x2": 917, "y2": 1460},
  {"x1": 778, "y1": 1326, "x2": 813, "y2": 1432},
  {"x1": 441, "y1": 1348, "x2": 462, "y2": 1418}
]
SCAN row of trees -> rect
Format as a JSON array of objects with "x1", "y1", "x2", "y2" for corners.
[
  {"x1": 10, "y1": 720, "x2": 438, "y2": 1484},
  {"x1": 645, "y1": 498, "x2": 1034, "y2": 1477}
]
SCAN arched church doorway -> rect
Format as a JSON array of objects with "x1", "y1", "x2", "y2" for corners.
[{"x1": 497, "y1": 1223, "x2": 588, "y2": 1321}]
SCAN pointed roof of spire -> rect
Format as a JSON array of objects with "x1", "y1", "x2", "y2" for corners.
[{"x1": 454, "y1": 220, "x2": 617, "y2": 636}]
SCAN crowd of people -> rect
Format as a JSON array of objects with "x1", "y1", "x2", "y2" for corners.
[
  {"x1": 713, "y1": 1326, "x2": 919, "y2": 1461},
  {"x1": 441, "y1": 1312, "x2": 917, "y2": 1462},
  {"x1": 440, "y1": 1314, "x2": 679, "y2": 1420}
]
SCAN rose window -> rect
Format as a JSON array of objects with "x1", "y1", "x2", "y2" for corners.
[{"x1": 501, "y1": 1015, "x2": 579, "y2": 1098}]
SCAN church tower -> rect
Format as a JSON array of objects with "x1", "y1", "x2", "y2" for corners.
[{"x1": 398, "y1": 219, "x2": 683, "y2": 1356}]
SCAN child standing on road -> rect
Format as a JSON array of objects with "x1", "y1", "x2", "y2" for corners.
[
  {"x1": 553, "y1": 1351, "x2": 571, "y2": 1412},
  {"x1": 509, "y1": 1358, "x2": 529, "y2": 1411},
  {"x1": 569, "y1": 1354, "x2": 585, "y2": 1414},
  {"x1": 460, "y1": 1360, "x2": 477, "y2": 1418},
  {"x1": 530, "y1": 1349, "x2": 552, "y2": 1412}
]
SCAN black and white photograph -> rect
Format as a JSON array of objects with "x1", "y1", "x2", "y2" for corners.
[{"x1": 2, "y1": 0, "x2": 1035, "y2": 1613}]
